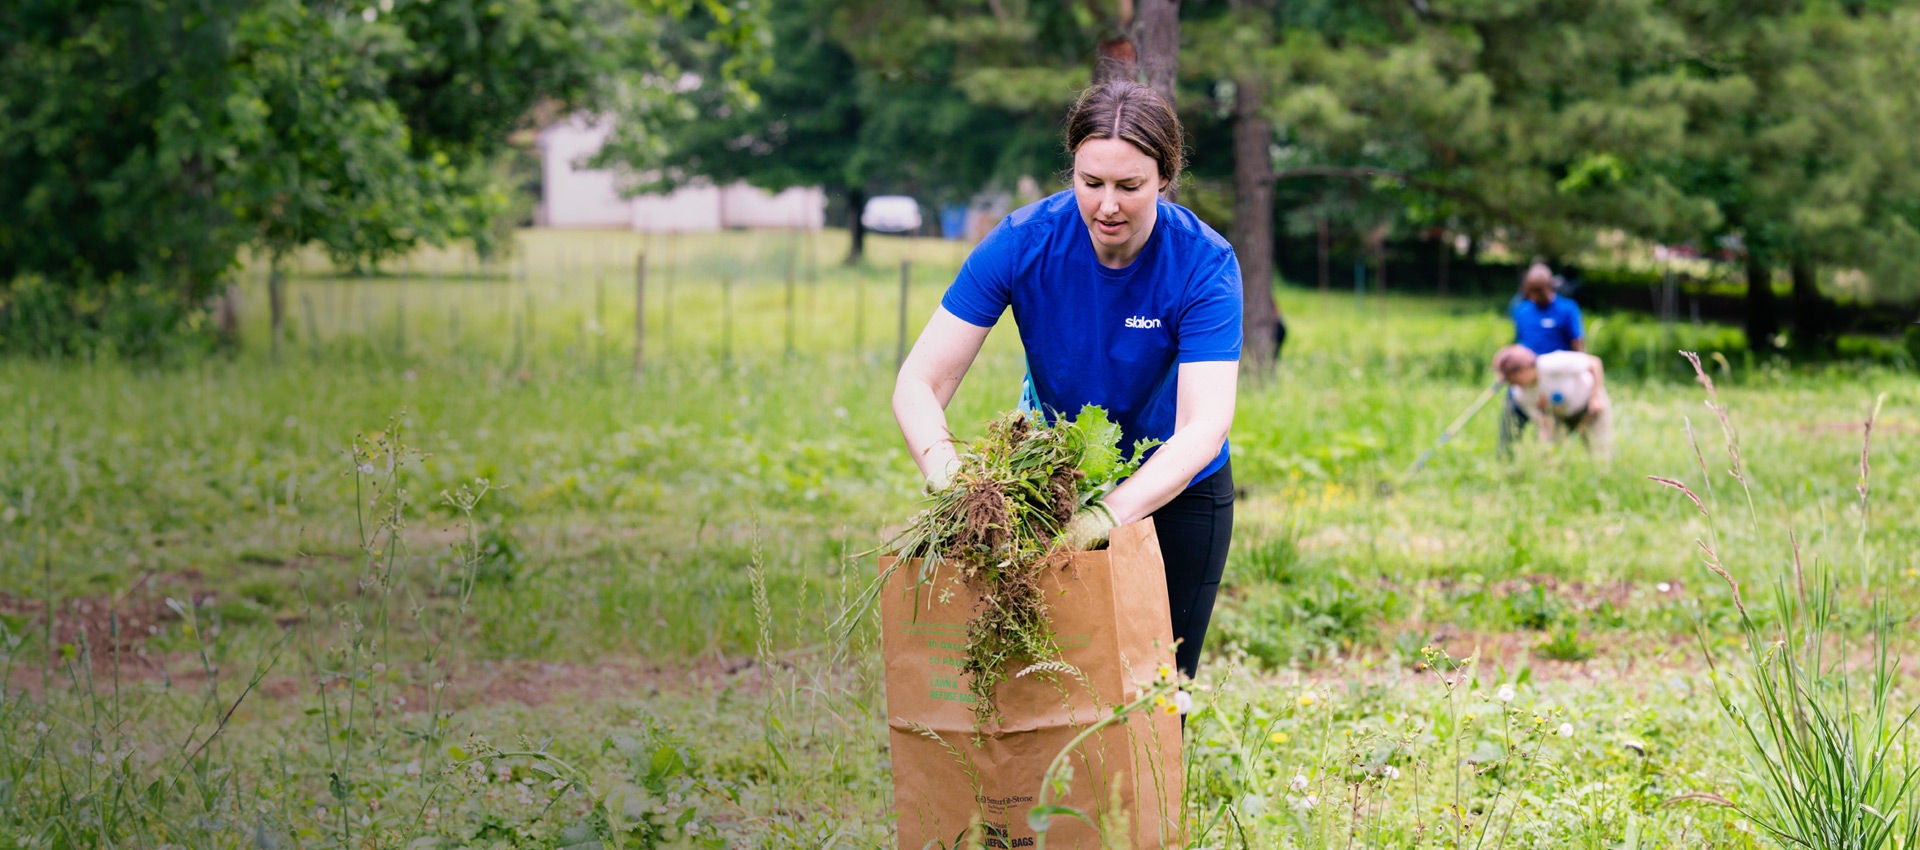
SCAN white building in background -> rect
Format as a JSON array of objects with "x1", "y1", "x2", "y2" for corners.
[{"x1": 534, "y1": 114, "x2": 825, "y2": 231}]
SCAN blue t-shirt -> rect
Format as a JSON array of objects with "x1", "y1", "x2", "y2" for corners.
[
  {"x1": 1511, "y1": 296, "x2": 1584, "y2": 354},
  {"x1": 941, "y1": 191, "x2": 1242, "y2": 485}
]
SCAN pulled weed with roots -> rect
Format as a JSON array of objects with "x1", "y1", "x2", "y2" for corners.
[{"x1": 849, "y1": 406, "x2": 1155, "y2": 723}]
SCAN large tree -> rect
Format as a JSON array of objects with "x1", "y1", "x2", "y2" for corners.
[
  {"x1": 1665, "y1": 3, "x2": 1920, "y2": 352},
  {"x1": 0, "y1": 0, "x2": 750, "y2": 355}
]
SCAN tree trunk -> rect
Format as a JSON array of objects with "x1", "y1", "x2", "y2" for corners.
[
  {"x1": 268, "y1": 258, "x2": 285, "y2": 356},
  {"x1": 1788, "y1": 256, "x2": 1833, "y2": 354},
  {"x1": 1232, "y1": 49, "x2": 1280, "y2": 375},
  {"x1": 845, "y1": 186, "x2": 867, "y2": 266},
  {"x1": 1136, "y1": 0, "x2": 1180, "y2": 112},
  {"x1": 1317, "y1": 218, "x2": 1330, "y2": 292},
  {"x1": 1744, "y1": 249, "x2": 1779, "y2": 352},
  {"x1": 215, "y1": 283, "x2": 241, "y2": 348}
]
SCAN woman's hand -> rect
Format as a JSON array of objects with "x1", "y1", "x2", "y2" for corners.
[
  {"x1": 1059, "y1": 503, "x2": 1119, "y2": 550},
  {"x1": 893, "y1": 307, "x2": 993, "y2": 485}
]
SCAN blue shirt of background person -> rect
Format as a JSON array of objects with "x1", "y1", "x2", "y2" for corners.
[
  {"x1": 1509, "y1": 262, "x2": 1586, "y2": 354},
  {"x1": 943, "y1": 190, "x2": 1243, "y2": 486}
]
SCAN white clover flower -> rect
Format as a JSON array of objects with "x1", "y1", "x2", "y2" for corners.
[
  {"x1": 1557, "y1": 722, "x2": 1575, "y2": 738},
  {"x1": 1174, "y1": 690, "x2": 1194, "y2": 715},
  {"x1": 1289, "y1": 773, "x2": 1310, "y2": 793},
  {"x1": 1496, "y1": 684, "x2": 1517, "y2": 703}
]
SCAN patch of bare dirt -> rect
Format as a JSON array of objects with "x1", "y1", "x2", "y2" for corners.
[{"x1": 0, "y1": 572, "x2": 212, "y2": 671}]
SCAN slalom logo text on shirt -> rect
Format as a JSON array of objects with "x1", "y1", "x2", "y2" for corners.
[{"x1": 1124, "y1": 316, "x2": 1163, "y2": 329}]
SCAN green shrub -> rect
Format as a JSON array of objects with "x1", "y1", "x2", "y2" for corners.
[{"x1": 0, "y1": 273, "x2": 219, "y2": 360}]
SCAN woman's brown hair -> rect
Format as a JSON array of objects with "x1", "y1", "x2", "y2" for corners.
[{"x1": 1062, "y1": 78, "x2": 1186, "y2": 187}]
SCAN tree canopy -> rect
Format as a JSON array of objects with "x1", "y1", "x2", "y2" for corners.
[{"x1": 0, "y1": 0, "x2": 760, "y2": 355}]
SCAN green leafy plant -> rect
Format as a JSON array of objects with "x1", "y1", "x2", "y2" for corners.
[
  {"x1": 1503, "y1": 583, "x2": 1565, "y2": 632},
  {"x1": 1531, "y1": 622, "x2": 1596, "y2": 662},
  {"x1": 850, "y1": 406, "x2": 1156, "y2": 723}
]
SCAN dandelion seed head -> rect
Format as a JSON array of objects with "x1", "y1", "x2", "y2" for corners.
[
  {"x1": 1557, "y1": 722, "x2": 1575, "y2": 738},
  {"x1": 1289, "y1": 773, "x2": 1310, "y2": 792},
  {"x1": 1496, "y1": 684, "x2": 1516, "y2": 703}
]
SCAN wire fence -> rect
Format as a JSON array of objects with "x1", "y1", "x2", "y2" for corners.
[{"x1": 231, "y1": 228, "x2": 975, "y2": 372}]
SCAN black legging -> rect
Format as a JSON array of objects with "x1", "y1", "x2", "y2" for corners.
[{"x1": 1149, "y1": 460, "x2": 1234, "y2": 678}]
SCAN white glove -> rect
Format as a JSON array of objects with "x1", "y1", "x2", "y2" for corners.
[
  {"x1": 924, "y1": 454, "x2": 962, "y2": 493},
  {"x1": 1059, "y1": 503, "x2": 1119, "y2": 551}
]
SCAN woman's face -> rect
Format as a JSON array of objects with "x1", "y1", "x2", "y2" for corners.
[{"x1": 1072, "y1": 137, "x2": 1165, "y2": 267}]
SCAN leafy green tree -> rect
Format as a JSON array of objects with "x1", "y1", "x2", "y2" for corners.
[
  {"x1": 1664, "y1": 3, "x2": 1920, "y2": 351},
  {"x1": 608, "y1": 0, "x2": 1081, "y2": 264},
  {"x1": 1, "y1": 0, "x2": 755, "y2": 356}
]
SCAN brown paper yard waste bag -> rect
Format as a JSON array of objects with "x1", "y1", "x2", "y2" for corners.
[{"x1": 881, "y1": 519, "x2": 1184, "y2": 849}]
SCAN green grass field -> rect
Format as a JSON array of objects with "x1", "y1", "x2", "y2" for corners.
[{"x1": 1, "y1": 228, "x2": 1916, "y2": 848}]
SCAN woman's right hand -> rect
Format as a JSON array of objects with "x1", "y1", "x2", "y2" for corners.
[{"x1": 894, "y1": 307, "x2": 993, "y2": 486}]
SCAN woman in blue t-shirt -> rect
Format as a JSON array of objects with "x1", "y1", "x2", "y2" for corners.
[{"x1": 891, "y1": 79, "x2": 1243, "y2": 679}]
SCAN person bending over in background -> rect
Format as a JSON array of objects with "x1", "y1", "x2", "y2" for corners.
[
  {"x1": 1501, "y1": 262, "x2": 1588, "y2": 456},
  {"x1": 1493, "y1": 344, "x2": 1613, "y2": 460},
  {"x1": 891, "y1": 78, "x2": 1242, "y2": 680}
]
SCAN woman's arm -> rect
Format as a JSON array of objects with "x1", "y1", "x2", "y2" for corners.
[
  {"x1": 892, "y1": 307, "x2": 994, "y2": 484},
  {"x1": 1101, "y1": 360, "x2": 1238, "y2": 525}
]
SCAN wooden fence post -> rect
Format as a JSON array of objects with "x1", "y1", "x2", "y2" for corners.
[
  {"x1": 721, "y1": 269, "x2": 734, "y2": 365},
  {"x1": 895, "y1": 259, "x2": 911, "y2": 369},
  {"x1": 784, "y1": 244, "x2": 797, "y2": 359},
  {"x1": 634, "y1": 252, "x2": 647, "y2": 374}
]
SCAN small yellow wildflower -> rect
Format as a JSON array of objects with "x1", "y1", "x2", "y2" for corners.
[
  {"x1": 1157, "y1": 664, "x2": 1175, "y2": 681},
  {"x1": 1297, "y1": 692, "x2": 1318, "y2": 708},
  {"x1": 1269, "y1": 731, "x2": 1289, "y2": 745}
]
